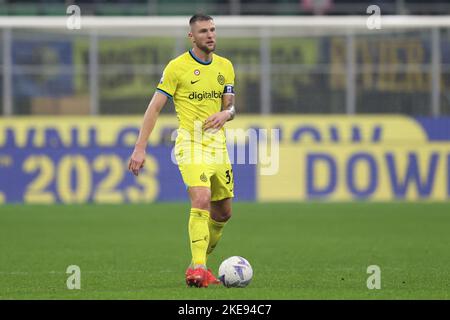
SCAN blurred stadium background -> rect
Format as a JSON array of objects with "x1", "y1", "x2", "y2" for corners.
[{"x1": 0, "y1": 0, "x2": 450, "y2": 299}]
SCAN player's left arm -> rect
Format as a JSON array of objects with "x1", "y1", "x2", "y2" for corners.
[
  {"x1": 203, "y1": 62, "x2": 236, "y2": 131},
  {"x1": 222, "y1": 93, "x2": 235, "y2": 122}
]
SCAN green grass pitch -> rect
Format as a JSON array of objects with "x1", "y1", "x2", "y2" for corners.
[{"x1": 0, "y1": 202, "x2": 449, "y2": 299}]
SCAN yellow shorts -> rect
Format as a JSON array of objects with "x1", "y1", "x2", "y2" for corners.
[
  {"x1": 178, "y1": 162, "x2": 234, "y2": 201},
  {"x1": 176, "y1": 142, "x2": 234, "y2": 202},
  {"x1": 174, "y1": 130, "x2": 234, "y2": 201}
]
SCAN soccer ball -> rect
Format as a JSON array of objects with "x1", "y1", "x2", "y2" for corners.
[{"x1": 218, "y1": 256, "x2": 253, "y2": 288}]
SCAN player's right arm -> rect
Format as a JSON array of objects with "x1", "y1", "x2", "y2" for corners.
[
  {"x1": 128, "y1": 92, "x2": 168, "y2": 176},
  {"x1": 129, "y1": 60, "x2": 178, "y2": 176}
]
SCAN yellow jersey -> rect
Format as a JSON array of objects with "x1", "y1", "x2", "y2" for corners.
[{"x1": 156, "y1": 49, "x2": 235, "y2": 146}]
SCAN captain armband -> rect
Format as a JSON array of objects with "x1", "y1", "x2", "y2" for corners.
[{"x1": 223, "y1": 85, "x2": 235, "y2": 95}]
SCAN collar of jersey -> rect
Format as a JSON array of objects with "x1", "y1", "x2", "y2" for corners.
[{"x1": 189, "y1": 49, "x2": 212, "y2": 65}]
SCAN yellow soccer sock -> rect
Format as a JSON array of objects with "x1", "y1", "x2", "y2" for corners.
[
  {"x1": 189, "y1": 208, "x2": 210, "y2": 266},
  {"x1": 207, "y1": 218, "x2": 227, "y2": 256}
]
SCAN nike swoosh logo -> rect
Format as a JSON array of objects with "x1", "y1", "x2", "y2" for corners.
[{"x1": 191, "y1": 80, "x2": 200, "y2": 84}]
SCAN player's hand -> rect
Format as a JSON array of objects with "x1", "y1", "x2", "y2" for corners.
[
  {"x1": 203, "y1": 111, "x2": 231, "y2": 133},
  {"x1": 128, "y1": 148, "x2": 146, "y2": 176}
]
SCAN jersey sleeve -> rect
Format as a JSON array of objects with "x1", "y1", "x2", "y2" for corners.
[
  {"x1": 223, "y1": 60, "x2": 235, "y2": 95},
  {"x1": 156, "y1": 61, "x2": 178, "y2": 98}
]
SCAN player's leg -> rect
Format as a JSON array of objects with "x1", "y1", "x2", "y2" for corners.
[
  {"x1": 188, "y1": 186, "x2": 211, "y2": 269},
  {"x1": 178, "y1": 161, "x2": 213, "y2": 287},
  {"x1": 200, "y1": 165, "x2": 234, "y2": 286},
  {"x1": 207, "y1": 197, "x2": 232, "y2": 257},
  {"x1": 200, "y1": 198, "x2": 232, "y2": 286},
  {"x1": 208, "y1": 164, "x2": 234, "y2": 257},
  {"x1": 185, "y1": 186, "x2": 217, "y2": 287}
]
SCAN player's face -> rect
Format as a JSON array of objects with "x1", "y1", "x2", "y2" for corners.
[{"x1": 189, "y1": 20, "x2": 216, "y2": 54}]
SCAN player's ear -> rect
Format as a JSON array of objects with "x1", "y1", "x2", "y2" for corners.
[{"x1": 188, "y1": 32, "x2": 194, "y2": 42}]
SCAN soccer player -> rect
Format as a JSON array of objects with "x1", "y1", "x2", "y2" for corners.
[{"x1": 128, "y1": 14, "x2": 236, "y2": 288}]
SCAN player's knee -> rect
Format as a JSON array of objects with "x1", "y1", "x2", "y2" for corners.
[
  {"x1": 223, "y1": 208, "x2": 232, "y2": 221},
  {"x1": 213, "y1": 207, "x2": 232, "y2": 222}
]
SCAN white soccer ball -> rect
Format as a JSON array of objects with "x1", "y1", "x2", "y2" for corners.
[{"x1": 218, "y1": 256, "x2": 253, "y2": 288}]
